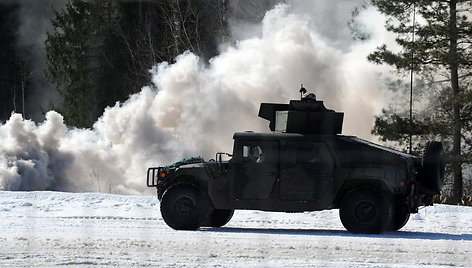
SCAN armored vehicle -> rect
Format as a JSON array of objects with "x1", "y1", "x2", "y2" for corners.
[{"x1": 147, "y1": 93, "x2": 445, "y2": 234}]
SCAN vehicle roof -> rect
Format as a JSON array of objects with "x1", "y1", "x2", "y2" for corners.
[{"x1": 233, "y1": 131, "x2": 347, "y2": 140}]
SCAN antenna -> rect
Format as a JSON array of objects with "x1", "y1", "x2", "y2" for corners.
[{"x1": 409, "y1": 1, "x2": 416, "y2": 154}]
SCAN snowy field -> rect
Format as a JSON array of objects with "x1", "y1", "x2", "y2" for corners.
[{"x1": 1, "y1": 191, "x2": 471, "y2": 267}]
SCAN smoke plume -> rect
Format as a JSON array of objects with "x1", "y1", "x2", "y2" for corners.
[{"x1": 0, "y1": 3, "x2": 392, "y2": 194}]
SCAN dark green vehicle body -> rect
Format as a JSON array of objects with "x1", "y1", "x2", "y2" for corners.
[{"x1": 147, "y1": 97, "x2": 444, "y2": 233}]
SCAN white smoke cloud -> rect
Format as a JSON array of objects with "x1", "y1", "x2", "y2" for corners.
[{"x1": 0, "y1": 3, "x2": 393, "y2": 194}]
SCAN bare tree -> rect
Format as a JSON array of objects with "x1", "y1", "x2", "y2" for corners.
[{"x1": 91, "y1": 168, "x2": 105, "y2": 192}]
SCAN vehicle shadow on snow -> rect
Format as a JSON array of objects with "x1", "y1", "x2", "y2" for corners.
[
  {"x1": 382, "y1": 230, "x2": 472, "y2": 241},
  {"x1": 202, "y1": 227, "x2": 472, "y2": 241}
]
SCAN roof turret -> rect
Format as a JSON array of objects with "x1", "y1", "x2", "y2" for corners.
[{"x1": 258, "y1": 90, "x2": 343, "y2": 134}]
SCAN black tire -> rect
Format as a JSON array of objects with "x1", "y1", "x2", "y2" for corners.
[
  {"x1": 421, "y1": 141, "x2": 445, "y2": 194},
  {"x1": 203, "y1": 209, "x2": 234, "y2": 227},
  {"x1": 160, "y1": 184, "x2": 204, "y2": 230},
  {"x1": 386, "y1": 204, "x2": 410, "y2": 231},
  {"x1": 339, "y1": 188, "x2": 392, "y2": 234}
]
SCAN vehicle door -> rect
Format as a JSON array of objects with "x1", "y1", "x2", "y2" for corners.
[
  {"x1": 232, "y1": 141, "x2": 278, "y2": 200},
  {"x1": 279, "y1": 141, "x2": 334, "y2": 201}
]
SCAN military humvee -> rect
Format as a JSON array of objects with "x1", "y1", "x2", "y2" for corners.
[{"x1": 147, "y1": 93, "x2": 445, "y2": 234}]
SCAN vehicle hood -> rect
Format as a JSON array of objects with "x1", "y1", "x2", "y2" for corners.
[{"x1": 336, "y1": 136, "x2": 420, "y2": 167}]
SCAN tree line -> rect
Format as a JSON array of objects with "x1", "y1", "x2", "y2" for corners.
[
  {"x1": 0, "y1": 3, "x2": 27, "y2": 121},
  {"x1": 45, "y1": 0, "x2": 229, "y2": 128},
  {"x1": 0, "y1": 0, "x2": 278, "y2": 127}
]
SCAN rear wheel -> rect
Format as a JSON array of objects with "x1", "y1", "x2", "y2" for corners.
[
  {"x1": 386, "y1": 204, "x2": 410, "y2": 231},
  {"x1": 203, "y1": 209, "x2": 234, "y2": 227},
  {"x1": 160, "y1": 184, "x2": 205, "y2": 230},
  {"x1": 339, "y1": 188, "x2": 392, "y2": 234}
]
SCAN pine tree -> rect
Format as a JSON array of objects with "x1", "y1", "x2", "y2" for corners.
[
  {"x1": 361, "y1": 0, "x2": 472, "y2": 204},
  {"x1": 45, "y1": 1, "x2": 96, "y2": 127}
]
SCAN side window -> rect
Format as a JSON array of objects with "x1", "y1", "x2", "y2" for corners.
[
  {"x1": 281, "y1": 142, "x2": 323, "y2": 166},
  {"x1": 242, "y1": 145, "x2": 264, "y2": 163}
]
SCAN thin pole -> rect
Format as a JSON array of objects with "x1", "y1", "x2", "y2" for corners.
[
  {"x1": 409, "y1": 1, "x2": 416, "y2": 154},
  {"x1": 22, "y1": 80, "x2": 25, "y2": 117}
]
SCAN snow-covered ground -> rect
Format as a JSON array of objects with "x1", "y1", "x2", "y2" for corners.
[{"x1": 0, "y1": 191, "x2": 471, "y2": 267}]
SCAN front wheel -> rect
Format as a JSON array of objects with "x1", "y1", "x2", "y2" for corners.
[
  {"x1": 339, "y1": 188, "x2": 392, "y2": 234},
  {"x1": 160, "y1": 184, "x2": 205, "y2": 230}
]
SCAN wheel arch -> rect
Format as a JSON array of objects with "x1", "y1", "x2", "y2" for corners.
[
  {"x1": 158, "y1": 175, "x2": 207, "y2": 200},
  {"x1": 334, "y1": 178, "x2": 391, "y2": 207}
]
